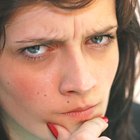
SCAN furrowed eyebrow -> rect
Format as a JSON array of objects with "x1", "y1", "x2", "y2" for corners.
[
  {"x1": 86, "y1": 25, "x2": 118, "y2": 36},
  {"x1": 15, "y1": 38, "x2": 67, "y2": 45},
  {"x1": 15, "y1": 25, "x2": 118, "y2": 45}
]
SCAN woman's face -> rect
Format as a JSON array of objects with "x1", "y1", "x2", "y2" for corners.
[{"x1": 0, "y1": 0, "x2": 118, "y2": 139}]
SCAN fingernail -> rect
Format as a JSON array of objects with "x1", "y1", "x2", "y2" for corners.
[
  {"x1": 101, "y1": 116, "x2": 109, "y2": 123},
  {"x1": 47, "y1": 123, "x2": 58, "y2": 139}
]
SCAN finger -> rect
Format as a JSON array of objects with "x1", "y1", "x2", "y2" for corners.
[
  {"x1": 48, "y1": 123, "x2": 71, "y2": 140},
  {"x1": 99, "y1": 136, "x2": 111, "y2": 140},
  {"x1": 55, "y1": 125, "x2": 71, "y2": 140},
  {"x1": 47, "y1": 117, "x2": 108, "y2": 140},
  {"x1": 74, "y1": 117, "x2": 108, "y2": 138}
]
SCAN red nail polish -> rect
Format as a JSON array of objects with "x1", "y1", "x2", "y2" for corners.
[
  {"x1": 47, "y1": 123, "x2": 58, "y2": 139},
  {"x1": 101, "y1": 116, "x2": 109, "y2": 123}
]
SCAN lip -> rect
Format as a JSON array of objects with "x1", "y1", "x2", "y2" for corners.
[{"x1": 62, "y1": 105, "x2": 97, "y2": 121}]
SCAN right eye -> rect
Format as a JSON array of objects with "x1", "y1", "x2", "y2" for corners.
[
  {"x1": 24, "y1": 45, "x2": 47, "y2": 57},
  {"x1": 20, "y1": 43, "x2": 58, "y2": 61}
]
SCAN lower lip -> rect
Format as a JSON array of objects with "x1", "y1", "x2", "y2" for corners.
[{"x1": 63, "y1": 106, "x2": 96, "y2": 121}]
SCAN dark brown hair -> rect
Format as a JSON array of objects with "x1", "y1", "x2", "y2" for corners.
[
  {"x1": 0, "y1": 0, "x2": 140, "y2": 140},
  {"x1": 106, "y1": 0, "x2": 140, "y2": 140}
]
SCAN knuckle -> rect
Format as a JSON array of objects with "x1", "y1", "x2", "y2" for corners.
[
  {"x1": 92, "y1": 118, "x2": 108, "y2": 130},
  {"x1": 99, "y1": 136, "x2": 111, "y2": 140}
]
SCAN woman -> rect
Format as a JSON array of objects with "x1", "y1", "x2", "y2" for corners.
[{"x1": 0, "y1": 0, "x2": 140, "y2": 140}]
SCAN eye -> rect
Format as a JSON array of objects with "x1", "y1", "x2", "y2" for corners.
[
  {"x1": 86, "y1": 34, "x2": 115, "y2": 49},
  {"x1": 24, "y1": 45, "x2": 47, "y2": 57},
  {"x1": 91, "y1": 36, "x2": 109, "y2": 44},
  {"x1": 20, "y1": 44, "x2": 57, "y2": 61}
]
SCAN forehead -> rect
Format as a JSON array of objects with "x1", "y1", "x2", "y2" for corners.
[
  {"x1": 6, "y1": 0, "x2": 117, "y2": 41},
  {"x1": 8, "y1": 0, "x2": 116, "y2": 24}
]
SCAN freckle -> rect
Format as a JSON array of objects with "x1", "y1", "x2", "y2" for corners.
[
  {"x1": 7, "y1": 81, "x2": 10, "y2": 85},
  {"x1": 67, "y1": 100, "x2": 70, "y2": 104},
  {"x1": 44, "y1": 94, "x2": 47, "y2": 97},
  {"x1": 37, "y1": 92, "x2": 40, "y2": 95}
]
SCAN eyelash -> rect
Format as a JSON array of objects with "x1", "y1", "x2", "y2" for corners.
[
  {"x1": 86, "y1": 34, "x2": 115, "y2": 49},
  {"x1": 19, "y1": 43, "x2": 58, "y2": 61},
  {"x1": 19, "y1": 34, "x2": 115, "y2": 61}
]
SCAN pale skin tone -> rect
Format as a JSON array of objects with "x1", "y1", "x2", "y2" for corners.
[{"x1": 0, "y1": 0, "x2": 118, "y2": 140}]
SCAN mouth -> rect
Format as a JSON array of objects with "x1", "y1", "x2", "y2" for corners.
[{"x1": 62, "y1": 105, "x2": 98, "y2": 121}]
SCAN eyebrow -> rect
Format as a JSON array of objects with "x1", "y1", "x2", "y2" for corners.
[
  {"x1": 15, "y1": 25, "x2": 118, "y2": 44},
  {"x1": 15, "y1": 38, "x2": 67, "y2": 46},
  {"x1": 86, "y1": 25, "x2": 118, "y2": 36}
]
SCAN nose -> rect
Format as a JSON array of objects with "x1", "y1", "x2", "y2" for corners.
[{"x1": 59, "y1": 49, "x2": 97, "y2": 95}]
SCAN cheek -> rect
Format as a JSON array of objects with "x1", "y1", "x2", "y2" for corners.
[
  {"x1": 12, "y1": 74, "x2": 44, "y2": 100},
  {"x1": 95, "y1": 51, "x2": 119, "y2": 100},
  {"x1": 102, "y1": 63, "x2": 118, "y2": 94},
  {"x1": 0, "y1": 65, "x2": 58, "y2": 111},
  {"x1": 11, "y1": 73, "x2": 55, "y2": 101},
  {"x1": 103, "y1": 51, "x2": 119, "y2": 87},
  {"x1": 0, "y1": 70, "x2": 62, "y2": 125},
  {"x1": 97, "y1": 62, "x2": 118, "y2": 114}
]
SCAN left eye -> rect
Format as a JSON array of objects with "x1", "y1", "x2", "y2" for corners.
[
  {"x1": 86, "y1": 34, "x2": 114, "y2": 48},
  {"x1": 91, "y1": 36, "x2": 109, "y2": 44}
]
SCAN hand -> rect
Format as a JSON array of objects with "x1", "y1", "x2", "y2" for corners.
[{"x1": 47, "y1": 117, "x2": 111, "y2": 140}]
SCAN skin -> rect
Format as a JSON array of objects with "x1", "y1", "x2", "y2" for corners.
[{"x1": 0, "y1": 0, "x2": 118, "y2": 139}]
